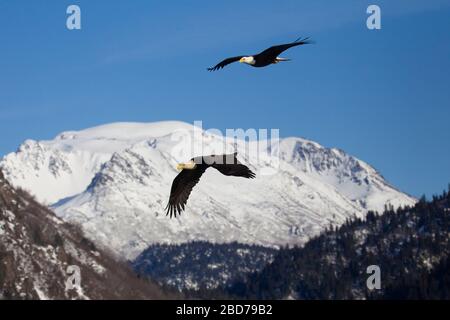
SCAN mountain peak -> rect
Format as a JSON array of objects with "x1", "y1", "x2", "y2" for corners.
[{"x1": 54, "y1": 121, "x2": 196, "y2": 142}]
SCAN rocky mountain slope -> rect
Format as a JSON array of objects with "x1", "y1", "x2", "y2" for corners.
[
  {"x1": 0, "y1": 170, "x2": 174, "y2": 300},
  {"x1": 0, "y1": 121, "x2": 416, "y2": 260}
]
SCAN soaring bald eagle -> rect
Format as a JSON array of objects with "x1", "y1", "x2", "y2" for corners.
[
  {"x1": 166, "y1": 153, "x2": 255, "y2": 218},
  {"x1": 207, "y1": 37, "x2": 312, "y2": 71}
]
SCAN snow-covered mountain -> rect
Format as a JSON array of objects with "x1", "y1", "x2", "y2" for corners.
[{"x1": 0, "y1": 121, "x2": 416, "y2": 260}]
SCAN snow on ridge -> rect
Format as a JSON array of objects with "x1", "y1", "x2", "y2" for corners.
[{"x1": 54, "y1": 121, "x2": 196, "y2": 142}]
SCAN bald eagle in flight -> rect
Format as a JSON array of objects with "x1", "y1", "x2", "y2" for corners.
[
  {"x1": 207, "y1": 37, "x2": 312, "y2": 71},
  {"x1": 166, "y1": 153, "x2": 255, "y2": 218}
]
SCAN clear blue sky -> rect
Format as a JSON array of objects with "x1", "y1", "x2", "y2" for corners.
[{"x1": 0, "y1": 0, "x2": 449, "y2": 197}]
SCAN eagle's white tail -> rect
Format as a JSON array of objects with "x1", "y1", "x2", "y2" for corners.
[{"x1": 275, "y1": 57, "x2": 291, "y2": 63}]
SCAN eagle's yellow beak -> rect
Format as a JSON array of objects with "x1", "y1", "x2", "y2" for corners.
[
  {"x1": 239, "y1": 58, "x2": 245, "y2": 63},
  {"x1": 176, "y1": 161, "x2": 197, "y2": 171}
]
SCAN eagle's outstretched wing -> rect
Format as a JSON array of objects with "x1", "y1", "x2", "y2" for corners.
[
  {"x1": 212, "y1": 157, "x2": 256, "y2": 179},
  {"x1": 165, "y1": 166, "x2": 207, "y2": 218},
  {"x1": 207, "y1": 55, "x2": 245, "y2": 71},
  {"x1": 256, "y1": 37, "x2": 312, "y2": 61}
]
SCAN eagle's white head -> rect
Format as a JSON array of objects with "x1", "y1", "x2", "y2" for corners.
[
  {"x1": 176, "y1": 160, "x2": 197, "y2": 171},
  {"x1": 239, "y1": 56, "x2": 255, "y2": 65}
]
